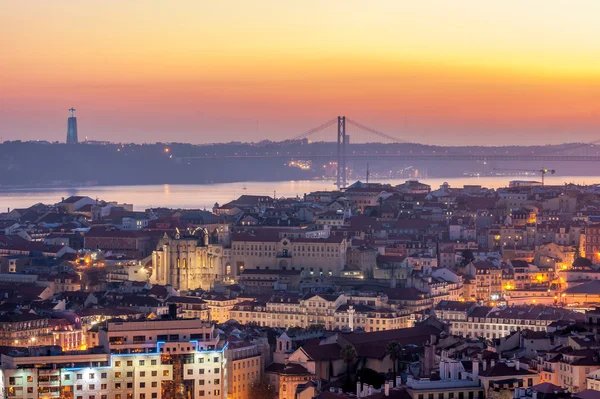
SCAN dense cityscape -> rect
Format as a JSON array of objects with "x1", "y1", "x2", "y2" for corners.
[
  {"x1": 5, "y1": 2, "x2": 600, "y2": 399},
  {"x1": 1, "y1": 178, "x2": 600, "y2": 399}
]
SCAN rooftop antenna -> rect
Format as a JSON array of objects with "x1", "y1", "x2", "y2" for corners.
[
  {"x1": 69, "y1": 107, "x2": 76, "y2": 117},
  {"x1": 366, "y1": 163, "x2": 370, "y2": 184}
]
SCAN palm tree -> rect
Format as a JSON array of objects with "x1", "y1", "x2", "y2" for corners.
[
  {"x1": 386, "y1": 342, "x2": 401, "y2": 386},
  {"x1": 340, "y1": 344, "x2": 357, "y2": 380}
]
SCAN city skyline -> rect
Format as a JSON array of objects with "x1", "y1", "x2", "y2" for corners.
[{"x1": 2, "y1": 1, "x2": 600, "y2": 145}]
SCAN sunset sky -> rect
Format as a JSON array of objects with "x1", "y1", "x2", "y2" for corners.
[{"x1": 2, "y1": 1, "x2": 600, "y2": 145}]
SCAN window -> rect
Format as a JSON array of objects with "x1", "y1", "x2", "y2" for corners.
[
  {"x1": 151, "y1": 371, "x2": 158, "y2": 377},
  {"x1": 127, "y1": 372, "x2": 133, "y2": 378},
  {"x1": 77, "y1": 385, "x2": 83, "y2": 390},
  {"x1": 127, "y1": 361, "x2": 133, "y2": 367},
  {"x1": 140, "y1": 395, "x2": 146, "y2": 399},
  {"x1": 89, "y1": 385, "x2": 95, "y2": 390},
  {"x1": 115, "y1": 372, "x2": 121, "y2": 378},
  {"x1": 152, "y1": 382, "x2": 158, "y2": 388},
  {"x1": 65, "y1": 375, "x2": 71, "y2": 381},
  {"x1": 77, "y1": 374, "x2": 83, "y2": 380},
  {"x1": 101, "y1": 373, "x2": 107, "y2": 379},
  {"x1": 127, "y1": 383, "x2": 133, "y2": 389},
  {"x1": 199, "y1": 391, "x2": 205, "y2": 397},
  {"x1": 101, "y1": 384, "x2": 107, "y2": 390},
  {"x1": 151, "y1": 360, "x2": 157, "y2": 366},
  {"x1": 89, "y1": 374, "x2": 95, "y2": 379},
  {"x1": 115, "y1": 361, "x2": 121, "y2": 367},
  {"x1": 115, "y1": 383, "x2": 121, "y2": 389},
  {"x1": 214, "y1": 368, "x2": 219, "y2": 374},
  {"x1": 139, "y1": 360, "x2": 145, "y2": 366},
  {"x1": 152, "y1": 395, "x2": 157, "y2": 399},
  {"x1": 140, "y1": 383, "x2": 145, "y2": 388},
  {"x1": 213, "y1": 357, "x2": 219, "y2": 362},
  {"x1": 187, "y1": 370, "x2": 193, "y2": 375},
  {"x1": 163, "y1": 370, "x2": 169, "y2": 377}
]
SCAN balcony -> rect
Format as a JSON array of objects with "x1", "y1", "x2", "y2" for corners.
[{"x1": 276, "y1": 252, "x2": 292, "y2": 258}]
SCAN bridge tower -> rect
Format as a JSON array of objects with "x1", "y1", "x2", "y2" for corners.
[{"x1": 336, "y1": 116, "x2": 347, "y2": 189}]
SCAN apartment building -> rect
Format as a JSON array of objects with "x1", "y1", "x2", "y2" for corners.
[
  {"x1": 449, "y1": 305, "x2": 582, "y2": 339},
  {"x1": 0, "y1": 313, "x2": 54, "y2": 347},
  {"x1": 230, "y1": 231, "x2": 349, "y2": 277},
  {"x1": 537, "y1": 347, "x2": 600, "y2": 393},
  {"x1": 230, "y1": 293, "x2": 412, "y2": 332},
  {"x1": 466, "y1": 261, "x2": 502, "y2": 302},
  {"x1": 1, "y1": 319, "x2": 228, "y2": 399},
  {"x1": 226, "y1": 339, "x2": 264, "y2": 399}
]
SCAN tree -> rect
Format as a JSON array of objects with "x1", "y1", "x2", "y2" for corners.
[
  {"x1": 460, "y1": 249, "x2": 475, "y2": 267},
  {"x1": 248, "y1": 377, "x2": 276, "y2": 399},
  {"x1": 340, "y1": 344, "x2": 357, "y2": 378},
  {"x1": 355, "y1": 368, "x2": 385, "y2": 389},
  {"x1": 377, "y1": 196, "x2": 385, "y2": 215},
  {"x1": 386, "y1": 342, "x2": 402, "y2": 386},
  {"x1": 574, "y1": 244, "x2": 582, "y2": 261}
]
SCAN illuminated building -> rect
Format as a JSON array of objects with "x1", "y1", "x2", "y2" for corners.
[
  {"x1": 0, "y1": 319, "x2": 228, "y2": 399},
  {"x1": 151, "y1": 228, "x2": 229, "y2": 291},
  {"x1": 229, "y1": 231, "x2": 349, "y2": 279},
  {"x1": 226, "y1": 338, "x2": 265, "y2": 399},
  {"x1": 230, "y1": 293, "x2": 413, "y2": 332}
]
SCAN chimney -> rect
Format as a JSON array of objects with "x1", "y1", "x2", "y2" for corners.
[
  {"x1": 491, "y1": 359, "x2": 495, "y2": 368},
  {"x1": 532, "y1": 391, "x2": 538, "y2": 399},
  {"x1": 356, "y1": 381, "x2": 362, "y2": 398},
  {"x1": 396, "y1": 375, "x2": 402, "y2": 387},
  {"x1": 385, "y1": 381, "x2": 390, "y2": 396},
  {"x1": 430, "y1": 333, "x2": 437, "y2": 345},
  {"x1": 472, "y1": 359, "x2": 479, "y2": 381},
  {"x1": 440, "y1": 359, "x2": 447, "y2": 380},
  {"x1": 515, "y1": 359, "x2": 520, "y2": 370},
  {"x1": 367, "y1": 384, "x2": 374, "y2": 396},
  {"x1": 482, "y1": 361, "x2": 487, "y2": 371}
]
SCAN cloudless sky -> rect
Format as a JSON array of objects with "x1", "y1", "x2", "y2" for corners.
[{"x1": 2, "y1": 1, "x2": 600, "y2": 145}]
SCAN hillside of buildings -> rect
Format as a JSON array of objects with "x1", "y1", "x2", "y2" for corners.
[{"x1": 3, "y1": 180, "x2": 600, "y2": 398}]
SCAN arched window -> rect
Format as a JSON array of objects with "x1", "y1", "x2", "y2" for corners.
[
  {"x1": 182, "y1": 258, "x2": 187, "y2": 269},
  {"x1": 176, "y1": 258, "x2": 180, "y2": 268}
]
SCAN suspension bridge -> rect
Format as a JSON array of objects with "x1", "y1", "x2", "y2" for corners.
[{"x1": 176, "y1": 116, "x2": 600, "y2": 188}]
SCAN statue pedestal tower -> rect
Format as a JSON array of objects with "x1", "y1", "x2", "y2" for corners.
[{"x1": 66, "y1": 107, "x2": 78, "y2": 144}]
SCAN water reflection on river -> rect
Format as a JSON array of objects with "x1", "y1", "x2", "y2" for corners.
[{"x1": 0, "y1": 175, "x2": 598, "y2": 211}]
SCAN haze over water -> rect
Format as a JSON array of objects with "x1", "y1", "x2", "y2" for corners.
[{"x1": 1, "y1": 176, "x2": 599, "y2": 212}]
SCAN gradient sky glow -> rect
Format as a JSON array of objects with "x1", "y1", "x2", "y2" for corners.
[{"x1": 2, "y1": 1, "x2": 600, "y2": 145}]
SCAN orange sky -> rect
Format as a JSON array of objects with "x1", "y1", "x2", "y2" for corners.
[{"x1": 2, "y1": 1, "x2": 600, "y2": 145}]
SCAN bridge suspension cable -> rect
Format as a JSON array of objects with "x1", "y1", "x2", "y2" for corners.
[
  {"x1": 346, "y1": 118, "x2": 410, "y2": 144},
  {"x1": 287, "y1": 118, "x2": 338, "y2": 141}
]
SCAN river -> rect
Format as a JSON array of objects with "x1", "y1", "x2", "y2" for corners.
[{"x1": 1, "y1": 175, "x2": 599, "y2": 211}]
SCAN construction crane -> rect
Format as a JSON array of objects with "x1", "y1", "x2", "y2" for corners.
[{"x1": 493, "y1": 167, "x2": 556, "y2": 186}]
